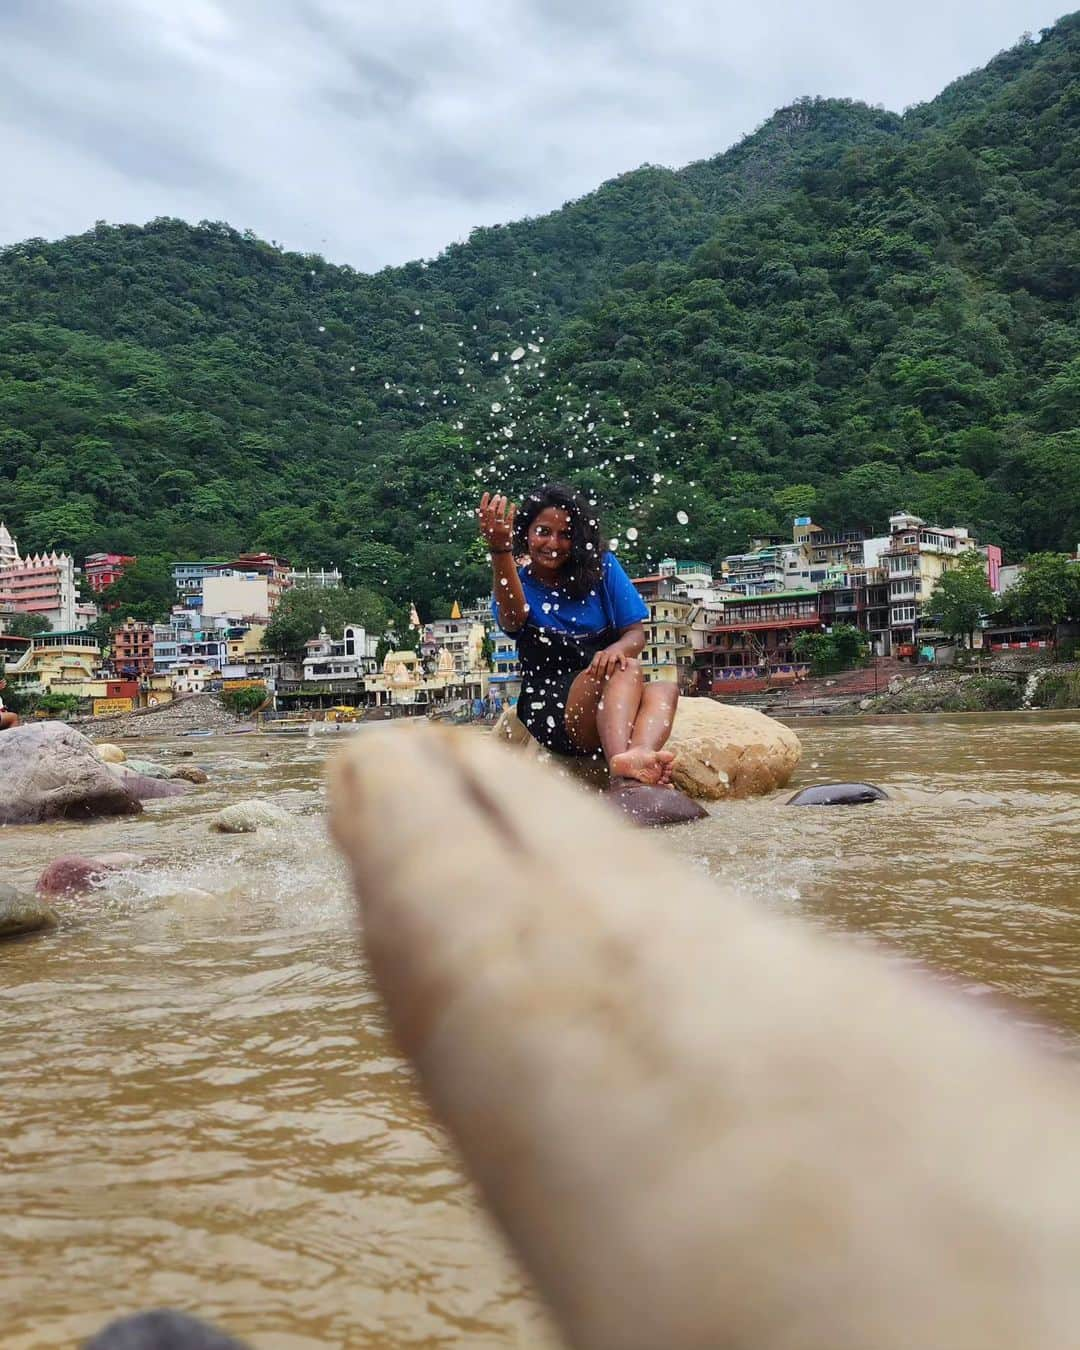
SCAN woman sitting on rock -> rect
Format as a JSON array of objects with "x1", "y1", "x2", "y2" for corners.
[
  {"x1": 478, "y1": 483, "x2": 678, "y2": 788},
  {"x1": 0, "y1": 678, "x2": 19, "y2": 731}
]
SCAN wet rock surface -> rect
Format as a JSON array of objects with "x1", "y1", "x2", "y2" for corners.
[
  {"x1": 0, "y1": 723, "x2": 142, "y2": 824},
  {"x1": 0, "y1": 883, "x2": 58, "y2": 939},
  {"x1": 210, "y1": 800, "x2": 291, "y2": 833},
  {"x1": 36, "y1": 852, "x2": 144, "y2": 897},
  {"x1": 787, "y1": 782, "x2": 889, "y2": 806}
]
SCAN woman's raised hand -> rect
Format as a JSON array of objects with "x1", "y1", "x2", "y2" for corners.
[{"x1": 477, "y1": 492, "x2": 517, "y2": 555}]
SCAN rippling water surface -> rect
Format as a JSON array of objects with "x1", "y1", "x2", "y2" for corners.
[{"x1": 2, "y1": 713, "x2": 1079, "y2": 1347}]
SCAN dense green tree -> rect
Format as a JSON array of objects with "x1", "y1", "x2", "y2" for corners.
[
  {"x1": 1005, "y1": 553, "x2": 1080, "y2": 628},
  {"x1": 926, "y1": 550, "x2": 995, "y2": 647},
  {"x1": 264, "y1": 585, "x2": 390, "y2": 655},
  {"x1": 3, "y1": 611, "x2": 51, "y2": 638},
  {"x1": 98, "y1": 555, "x2": 175, "y2": 624}
]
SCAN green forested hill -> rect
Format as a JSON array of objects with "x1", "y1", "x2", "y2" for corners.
[{"x1": 0, "y1": 15, "x2": 1077, "y2": 618}]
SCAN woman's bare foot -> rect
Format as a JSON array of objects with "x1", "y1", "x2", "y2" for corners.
[{"x1": 609, "y1": 747, "x2": 676, "y2": 787}]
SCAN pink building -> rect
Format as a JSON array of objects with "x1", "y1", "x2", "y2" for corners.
[
  {"x1": 84, "y1": 552, "x2": 135, "y2": 593},
  {"x1": 0, "y1": 523, "x2": 80, "y2": 630}
]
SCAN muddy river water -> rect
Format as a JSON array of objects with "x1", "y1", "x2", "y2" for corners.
[{"x1": 2, "y1": 712, "x2": 1079, "y2": 1347}]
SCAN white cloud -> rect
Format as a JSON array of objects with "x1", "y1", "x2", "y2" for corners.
[{"x1": 0, "y1": 0, "x2": 1062, "y2": 269}]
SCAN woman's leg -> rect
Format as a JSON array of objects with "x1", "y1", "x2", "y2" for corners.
[
  {"x1": 0, "y1": 711, "x2": 20, "y2": 731},
  {"x1": 564, "y1": 662, "x2": 676, "y2": 786}
]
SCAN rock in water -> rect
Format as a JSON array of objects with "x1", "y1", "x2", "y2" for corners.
[
  {"x1": 108, "y1": 763, "x2": 190, "y2": 801},
  {"x1": 787, "y1": 783, "x2": 889, "y2": 806},
  {"x1": 85, "y1": 1309, "x2": 252, "y2": 1349},
  {"x1": 123, "y1": 757, "x2": 172, "y2": 779},
  {"x1": 172, "y1": 765, "x2": 209, "y2": 784},
  {"x1": 211, "y1": 800, "x2": 290, "y2": 833},
  {"x1": 0, "y1": 723, "x2": 142, "y2": 824},
  {"x1": 493, "y1": 699, "x2": 801, "y2": 801},
  {"x1": 94, "y1": 742, "x2": 126, "y2": 763},
  {"x1": 665, "y1": 699, "x2": 801, "y2": 800},
  {"x1": 607, "y1": 779, "x2": 708, "y2": 827},
  {"x1": 0, "y1": 883, "x2": 58, "y2": 939},
  {"x1": 37, "y1": 852, "x2": 143, "y2": 897}
]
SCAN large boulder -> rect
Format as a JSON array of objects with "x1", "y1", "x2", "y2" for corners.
[
  {"x1": 93, "y1": 742, "x2": 126, "y2": 763},
  {"x1": 0, "y1": 723, "x2": 143, "y2": 824},
  {"x1": 0, "y1": 882, "x2": 58, "y2": 939},
  {"x1": 493, "y1": 697, "x2": 801, "y2": 801}
]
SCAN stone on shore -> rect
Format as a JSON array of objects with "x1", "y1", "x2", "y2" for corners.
[
  {"x1": 211, "y1": 800, "x2": 290, "y2": 833},
  {"x1": 37, "y1": 852, "x2": 144, "y2": 897},
  {"x1": 172, "y1": 764, "x2": 209, "y2": 784},
  {"x1": 0, "y1": 723, "x2": 143, "y2": 824},
  {"x1": 494, "y1": 697, "x2": 801, "y2": 800},
  {"x1": 94, "y1": 742, "x2": 126, "y2": 763},
  {"x1": 0, "y1": 883, "x2": 58, "y2": 939}
]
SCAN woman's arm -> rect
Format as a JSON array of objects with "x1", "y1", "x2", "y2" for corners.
[{"x1": 477, "y1": 493, "x2": 528, "y2": 633}]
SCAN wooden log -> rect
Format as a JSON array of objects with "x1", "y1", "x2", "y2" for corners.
[{"x1": 329, "y1": 726, "x2": 1080, "y2": 1350}]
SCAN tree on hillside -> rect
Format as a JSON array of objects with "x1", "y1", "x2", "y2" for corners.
[
  {"x1": 97, "y1": 556, "x2": 175, "y2": 624},
  {"x1": 1005, "y1": 553, "x2": 1080, "y2": 630},
  {"x1": 3, "y1": 612, "x2": 51, "y2": 638},
  {"x1": 264, "y1": 585, "x2": 390, "y2": 656},
  {"x1": 926, "y1": 550, "x2": 995, "y2": 648}
]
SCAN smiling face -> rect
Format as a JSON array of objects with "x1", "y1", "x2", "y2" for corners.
[{"x1": 526, "y1": 506, "x2": 574, "y2": 582}]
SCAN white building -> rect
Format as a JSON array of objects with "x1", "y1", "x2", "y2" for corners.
[{"x1": 301, "y1": 625, "x2": 380, "y2": 682}]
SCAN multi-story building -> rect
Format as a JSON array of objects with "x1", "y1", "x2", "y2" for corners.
[
  {"x1": 228, "y1": 553, "x2": 292, "y2": 613},
  {"x1": 640, "y1": 592, "x2": 696, "y2": 687},
  {"x1": 0, "y1": 539, "x2": 81, "y2": 631},
  {"x1": 202, "y1": 573, "x2": 272, "y2": 621},
  {"x1": 488, "y1": 631, "x2": 521, "y2": 705},
  {"x1": 879, "y1": 513, "x2": 978, "y2": 653},
  {"x1": 153, "y1": 610, "x2": 232, "y2": 677},
  {"x1": 112, "y1": 618, "x2": 155, "y2": 676},
  {"x1": 172, "y1": 561, "x2": 229, "y2": 610},
  {"x1": 4, "y1": 629, "x2": 101, "y2": 694},
  {"x1": 815, "y1": 564, "x2": 891, "y2": 654},
  {"x1": 0, "y1": 523, "x2": 19, "y2": 569},
  {"x1": 423, "y1": 602, "x2": 487, "y2": 677},
  {"x1": 83, "y1": 552, "x2": 135, "y2": 593},
  {"x1": 693, "y1": 591, "x2": 819, "y2": 695},
  {"x1": 723, "y1": 543, "x2": 792, "y2": 595}
]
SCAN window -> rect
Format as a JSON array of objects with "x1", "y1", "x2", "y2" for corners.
[{"x1": 891, "y1": 605, "x2": 917, "y2": 624}]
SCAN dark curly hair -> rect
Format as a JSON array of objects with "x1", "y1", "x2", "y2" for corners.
[{"x1": 512, "y1": 483, "x2": 605, "y2": 600}]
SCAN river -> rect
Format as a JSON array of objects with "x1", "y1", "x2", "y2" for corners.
[{"x1": 2, "y1": 712, "x2": 1079, "y2": 1348}]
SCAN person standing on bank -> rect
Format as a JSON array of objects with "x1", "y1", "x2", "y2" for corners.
[{"x1": 479, "y1": 484, "x2": 679, "y2": 787}]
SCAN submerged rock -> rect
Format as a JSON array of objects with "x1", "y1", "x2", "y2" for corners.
[
  {"x1": 0, "y1": 883, "x2": 58, "y2": 939},
  {"x1": 108, "y1": 763, "x2": 190, "y2": 801},
  {"x1": 211, "y1": 800, "x2": 290, "y2": 833},
  {"x1": 787, "y1": 782, "x2": 889, "y2": 806},
  {"x1": 123, "y1": 757, "x2": 172, "y2": 779},
  {"x1": 0, "y1": 723, "x2": 142, "y2": 824},
  {"x1": 37, "y1": 852, "x2": 143, "y2": 897}
]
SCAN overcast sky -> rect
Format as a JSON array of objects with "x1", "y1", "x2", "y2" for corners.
[{"x1": 0, "y1": 0, "x2": 1065, "y2": 271}]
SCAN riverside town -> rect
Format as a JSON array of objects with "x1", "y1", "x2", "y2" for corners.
[{"x1": 1, "y1": 510, "x2": 1077, "y2": 725}]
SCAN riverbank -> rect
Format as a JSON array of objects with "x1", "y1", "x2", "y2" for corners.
[
  {"x1": 71, "y1": 693, "x2": 246, "y2": 738},
  {"x1": 727, "y1": 658, "x2": 1080, "y2": 718}
]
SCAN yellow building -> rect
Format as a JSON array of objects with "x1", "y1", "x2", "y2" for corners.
[
  {"x1": 880, "y1": 512, "x2": 977, "y2": 651},
  {"x1": 6, "y1": 630, "x2": 100, "y2": 693},
  {"x1": 640, "y1": 596, "x2": 697, "y2": 687}
]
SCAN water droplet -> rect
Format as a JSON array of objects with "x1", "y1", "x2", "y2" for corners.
[
  {"x1": 626, "y1": 527, "x2": 639, "y2": 541},
  {"x1": 609, "y1": 539, "x2": 619, "y2": 551},
  {"x1": 510, "y1": 347, "x2": 525, "y2": 361},
  {"x1": 491, "y1": 402, "x2": 502, "y2": 413},
  {"x1": 677, "y1": 510, "x2": 690, "y2": 525}
]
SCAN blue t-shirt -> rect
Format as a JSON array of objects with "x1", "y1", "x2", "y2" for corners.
[{"x1": 492, "y1": 551, "x2": 647, "y2": 637}]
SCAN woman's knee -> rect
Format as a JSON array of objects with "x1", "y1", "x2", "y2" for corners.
[{"x1": 615, "y1": 657, "x2": 643, "y2": 684}]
